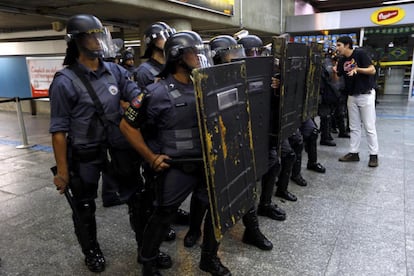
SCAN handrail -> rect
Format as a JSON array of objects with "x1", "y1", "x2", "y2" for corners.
[{"x1": 0, "y1": 96, "x2": 50, "y2": 149}]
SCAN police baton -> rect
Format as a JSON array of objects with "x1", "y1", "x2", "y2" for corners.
[{"x1": 50, "y1": 166, "x2": 80, "y2": 222}]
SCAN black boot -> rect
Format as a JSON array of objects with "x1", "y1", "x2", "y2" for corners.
[
  {"x1": 200, "y1": 210, "x2": 231, "y2": 276},
  {"x1": 305, "y1": 130, "x2": 326, "y2": 174},
  {"x1": 73, "y1": 201, "x2": 106, "y2": 273},
  {"x1": 242, "y1": 208, "x2": 273, "y2": 250},
  {"x1": 199, "y1": 251, "x2": 231, "y2": 276},
  {"x1": 164, "y1": 226, "x2": 176, "y2": 241},
  {"x1": 184, "y1": 196, "x2": 207, "y2": 247},
  {"x1": 84, "y1": 246, "x2": 105, "y2": 273},
  {"x1": 320, "y1": 116, "x2": 336, "y2": 146},
  {"x1": 140, "y1": 207, "x2": 177, "y2": 273},
  {"x1": 257, "y1": 203, "x2": 286, "y2": 221},
  {"x1": 275, "y1": 151, "x2": 297, "y2": 201}
]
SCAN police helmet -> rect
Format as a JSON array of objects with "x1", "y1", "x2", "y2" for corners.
[
  {"x1": 209, "y1": 35, "x2": 245, "y2": 64},
  {"x1": 142, "y1": 22, "x2": 176, "y2": 58},
  {"x1": 65, "y1": 14, "x2": 115, "y2": 59},
  {"x1": 238, "y1": 35, "x2": 263, "y2": 57},
  {"x1": 159, "y1": 31, "x2": 212, "y2": 77}
]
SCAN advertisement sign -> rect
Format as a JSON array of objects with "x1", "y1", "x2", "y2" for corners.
[
  {"x1": 167, "y1": 0, "x2": 234, "y2": 16},
  {"x1": 26, "y1": 57, "x2": 64, "y2": 97},
  {"x1": 371, "y1": 7, "x2": 405, "y2": 25}
]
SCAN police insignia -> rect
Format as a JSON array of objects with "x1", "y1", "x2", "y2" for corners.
[
  {"x1": 108, "y1": 85, "x2": 118, "y2": 95},
  {"x1": 131, "y1": 93, "x2": 144, "y2": 108}
]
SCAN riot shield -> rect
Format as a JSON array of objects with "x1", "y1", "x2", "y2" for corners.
[
  {"x1": 232, "y1": 56, "x2": 273, "y2": 178},
  {"x1": 272, "y1": 37, "x2": 308, "y2": 144},
  {"x1": 303, "y1": 42, "x2": 323, "y2": 120},
  {"x1": 193, "y1": 61, "x2": 256, "y2": 240}
]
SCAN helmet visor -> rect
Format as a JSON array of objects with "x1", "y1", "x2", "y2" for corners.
[
  {"x1": 78, "y1": 27, "x2": 116, "y2": 59},
  {"x1": 219, "y1": 45, "x2": 246, "y2": 63},
  {"x1": 182, "y1": 44, "x2": 213, "y2": 69}
]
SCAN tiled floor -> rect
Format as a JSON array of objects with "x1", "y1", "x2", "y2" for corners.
[{"x1": 0, "y1": 94, "x2": 413, "y2": 276}]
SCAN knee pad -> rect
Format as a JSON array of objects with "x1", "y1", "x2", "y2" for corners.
[
  {"x1": 75, "y1": 200, "x2": 96, "y2": 222},
  {"x1": 282, "y1": 151, "x2": 296, "y2": 165}
]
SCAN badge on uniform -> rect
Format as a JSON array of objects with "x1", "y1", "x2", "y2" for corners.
[{"x1": 108, "y1": 85, "x2": 119, "y2": 95}]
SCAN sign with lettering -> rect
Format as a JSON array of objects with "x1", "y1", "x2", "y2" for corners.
[
  {"x1": 371, "y1": 7, "x2": 405, "y2": 25},
  {"x1": 26, "y1": 57, "x2": 64, "y2": 97},
  {"x1": 167, "y1": 0, "x2": 234, "y2": 16}
]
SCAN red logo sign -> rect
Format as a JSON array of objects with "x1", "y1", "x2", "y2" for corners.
[{"x1": 377, "y1": 10, "x2": 398, "y2": 22}]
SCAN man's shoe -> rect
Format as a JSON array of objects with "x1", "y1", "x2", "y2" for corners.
[
  {"x1": 338, "y1": 132, "x2": 351, "y2": 138},
  {"x1": 275, "y1": 190, "x2": 297, "y2": 201},
  {"x1": 338, "y1": 152, "x2": 360, "y2": 162},
  {"x1": 368, "y1": 154, "x2": 378, "y2": 167},
  {"x1": 290, "y1": 174, "x2": 308, "y2": 187},
  {"x1": 199, "y1": 253, "x2": 231, "y2": 276},
  {"x1": 242, "y1": 228, "x2": 273, "y2": 251},
  {"x1": 257, "y1": 204, "x2": 286, "y2": 221},
  {"x1": 138, "y1": 251, "x2": 172, "y2": 269},
  {"x1": 174, "y1": 208, "x2": 190, "y2": 225},
  {"x1": 84, "y1": 247, "x2": 105, "y2": 273},
  {"x1": 320, "y1": 140, "x2": 336, "y2": 146},
  {"x1": 307, "y1": 162, "x2": 326, "y2": 173},
  {"x1": 164, "y1": 226, "x2": 176, "y2": 241},
  {"x1": 183, "y1": 230, "x2": 201, "y2": 248}
]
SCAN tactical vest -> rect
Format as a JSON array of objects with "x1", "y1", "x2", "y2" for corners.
[
  {"x1": 156, "y1": 79, "x2": 201, "y2": 157},
  {"x1": 141, "y1": 61, "x2": 161, "y2": 77},
  {"x1": 58, "y1": 67, "x2": 126, "y2": 148}
]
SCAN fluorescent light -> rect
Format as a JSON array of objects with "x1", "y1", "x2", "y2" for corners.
[{"x1": 383, "y1": 0, "x2": 413, "y2": 5}]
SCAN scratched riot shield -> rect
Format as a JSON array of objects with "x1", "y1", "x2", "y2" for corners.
[
  {"x1": 232, "y1": 56, "x2": 273, "y2": 178},
  {"x1": 272, "y1": 37, "x2": 308, "y2": 144},
  {"x1": 303, "y1": 42, "x2": 323, "y2": 120},
  {"x1": 193, "y1": 61, "x2": 256, "y2": 240}
]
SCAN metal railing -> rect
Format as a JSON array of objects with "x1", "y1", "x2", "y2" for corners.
[{"x1": 0, "y1": 96, "x2": 48, "y2": 149}]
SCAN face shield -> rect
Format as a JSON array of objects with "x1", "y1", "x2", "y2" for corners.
[
  {"x1": 182, "y1": 43, "x2": 213, "y2": 70},
  {"x1": 76, "y1": 27, "x2": 116, "y2": 59},
  {"x1": 245, "y1": 47, "x2": 263, "y2": 57},
  {"x1": 218, "y1": 45, "x2": 246, "y2": 63}
]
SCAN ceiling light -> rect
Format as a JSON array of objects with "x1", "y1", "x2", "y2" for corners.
[{"x1": 382, "y1": 0, "x2": 414, "y2": 5}]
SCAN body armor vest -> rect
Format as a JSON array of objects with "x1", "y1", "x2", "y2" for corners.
[{"x1": 155, "y1": 79, "x2": 201, "y2": 157}]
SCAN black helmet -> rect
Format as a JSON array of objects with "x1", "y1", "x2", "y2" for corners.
[
  {"x1": 141, "y1": 22, "x2": 176, "y2": 58},
  {"x1": 159, "y1": 31, "x2": 212, "y2": 77},
  {"x1": 122, "y1": 51, "x2": 134, "y2": 61},
  {"x1": 238, "y1": 35, "x2": 263, "y2": 56},
  {"x1": 65, "y1": 14, "x2": 115, "y2": 59},
  {"x1": 209, "y1": 35, "x2": 245, "y2": 64}
]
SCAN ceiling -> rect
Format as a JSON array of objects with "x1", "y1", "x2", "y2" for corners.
[
  {"x1": 1, "y1": 0, "x2": 414, "y2": 41},
  {"x1": 308, "y1": 0, "x2": 414, "y2": 12}
]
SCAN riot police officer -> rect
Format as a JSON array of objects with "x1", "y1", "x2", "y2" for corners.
[
  {"x1": 120, "y1": 31, "x2": 230, "y2": 276},
  {"x1": 183, "y1": 34, "x2": 273, "y2": 251},
  {"x1": 135, "y1": 22, "x2": 176, "y2": 89},
  {"x1": 121, "y1": 49, "x2": 136, "y2": 78},
  {"x1": 135, "y1": 21, "x2": 188, "y2": 241},
  {"x1": 49, "y1": 14, "x2": 152, "y2": 272},
  {"x1": 237, "y1": 34, "x2": 286, "y2": 221}
]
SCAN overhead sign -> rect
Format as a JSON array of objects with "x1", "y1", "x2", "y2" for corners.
[
  {"x1": 168, "y1": 0, "x2": 234, "y2": 16},
  {"x1": 371, "y1": 7, "x2": 405, "y2": 25}
]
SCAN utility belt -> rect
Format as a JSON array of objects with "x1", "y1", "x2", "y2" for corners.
[
  {"x1": 165, "y1": 157, "x2": 204, "y2": 174},
  {"x1": 71, "y1": 146, "x2": 106, "y2": 163}
]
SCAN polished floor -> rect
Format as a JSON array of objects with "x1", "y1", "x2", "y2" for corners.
[{"x1": 0, "y1": 94, "x2": 413, "y2": 276}]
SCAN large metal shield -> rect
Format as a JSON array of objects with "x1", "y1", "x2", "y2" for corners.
[
  {"x1": 193, "y1": 61, "x2": 256, "y2": 240},
  {"x1": 232, "y1": 56, "x2": 273, "y2": 178},
  {"x1": 272, "y1": 37, "x2": 308, "y2": 143},
  {"x1": 303, "y1": 42, "x2": 323, "y2": 120}
]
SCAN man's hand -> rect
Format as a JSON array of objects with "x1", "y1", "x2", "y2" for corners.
[
  {"x1": 150, "y1": 154, "x2": 171, "y2": 172},
  {"x1": 54, "y1": 174, "x2": 69, "y2": 194}
]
